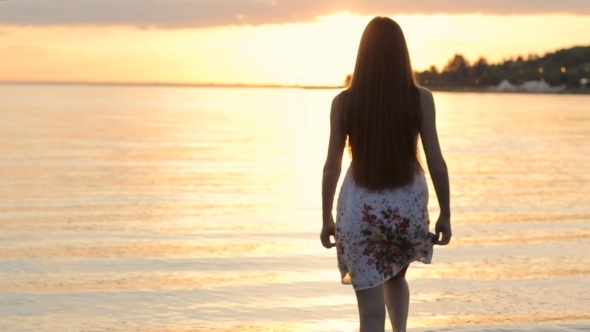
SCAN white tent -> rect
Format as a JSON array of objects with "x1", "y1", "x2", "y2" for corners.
[{"x1": 497, "y1": 79, "x2": 515, "y2": 91}]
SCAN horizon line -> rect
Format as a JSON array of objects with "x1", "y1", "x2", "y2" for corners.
[{"x1": 0, "y1": 80, "x2": 344, "y2": 90}]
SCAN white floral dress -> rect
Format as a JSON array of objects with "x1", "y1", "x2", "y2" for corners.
[{"x1": 335, "y1": 165, "x2": 434, "y2": 290}]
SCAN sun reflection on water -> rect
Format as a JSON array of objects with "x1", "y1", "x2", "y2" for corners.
[{"x1": 1, "y1": 85, "x2": 589, "y2": 331}]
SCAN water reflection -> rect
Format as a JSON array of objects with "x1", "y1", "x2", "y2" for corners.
[{"x1": 0, "y1": 85, "x2": 589, "y2": 331}]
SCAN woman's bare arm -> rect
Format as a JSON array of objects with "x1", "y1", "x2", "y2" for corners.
[
  {"x1": 418, "y1": 87, "x2": 452, "y2": 245},
  {"x1": 320, "y1": 93, "x2": 346, "y2": 248}
]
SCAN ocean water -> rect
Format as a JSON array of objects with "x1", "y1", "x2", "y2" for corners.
[{"x1": 0, "y1": 84, "x2": 589, "y2": 332}]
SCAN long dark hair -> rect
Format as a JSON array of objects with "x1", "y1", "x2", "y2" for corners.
[{"x1": 343, "y1": 17, "x2": 422, "y2": 190}]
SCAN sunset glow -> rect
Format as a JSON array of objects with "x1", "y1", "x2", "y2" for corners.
[{"x1": 2, "y1": 13, "x2": 590, "y2": 85}]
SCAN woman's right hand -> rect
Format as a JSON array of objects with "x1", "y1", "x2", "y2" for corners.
[
  {"x1": 434, "y1": 216, "x2": 452, "y2": 245},
  {"x1": 320, "y1": 216, "x2": 336, "y2": 249}
]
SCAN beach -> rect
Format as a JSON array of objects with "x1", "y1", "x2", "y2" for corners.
[{"x1": 1, "y1": 84, "x2": 589, "y2": 331}]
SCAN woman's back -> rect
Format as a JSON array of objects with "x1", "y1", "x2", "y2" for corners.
[
  {"x1": 341, "y1": 17, "x2": 423, "y2": 190},
  {"x1": 333, "y1": 84, "x2": 434, "y2": 290}
]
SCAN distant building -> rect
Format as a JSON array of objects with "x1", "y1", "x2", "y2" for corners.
[{"x1": 522, "y1": 81, "x2": 550, "y2": 92}]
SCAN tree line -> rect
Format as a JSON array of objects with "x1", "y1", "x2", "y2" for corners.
[{"x1": 415, "y1": 46, "x2": 590, "y2": 88}]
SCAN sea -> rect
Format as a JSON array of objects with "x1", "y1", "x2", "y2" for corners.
[{"x1": 0, "y1": 84, "x2": 589, "y2": 332}]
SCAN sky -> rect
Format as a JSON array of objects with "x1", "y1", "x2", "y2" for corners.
[{"x1": 1, "y1": 0, "x2": 590, "y2": 85}]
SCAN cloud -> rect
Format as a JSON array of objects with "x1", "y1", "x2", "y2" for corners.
[{"x1": 1, "y1": 0, "x2": 589, "y2": 28}]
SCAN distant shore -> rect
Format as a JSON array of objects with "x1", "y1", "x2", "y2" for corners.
[
  {"x1": 427, "y1": 86, "x2": 590, "y2": 95},
  {"x1": 2, "y1": 81, "x2": 589, "y2": 94},
  {"x1": 0, "y1": 80, "x2": 341, "y2": 90}
]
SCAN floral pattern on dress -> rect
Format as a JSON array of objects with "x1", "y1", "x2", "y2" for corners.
[{"x1": 335, "y1": 167, "x2": 433, "y2": 290}]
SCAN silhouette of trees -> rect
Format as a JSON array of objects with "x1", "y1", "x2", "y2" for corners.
[
  {"x1": 344, "y1": 74, "x2": 352, "y2": 88},
  {"x1": 443, "y1": 54, "x2": 469, "y2": 73},
  {"x1": 415, "y1": 46, "x2": 590, "y2": 88}
]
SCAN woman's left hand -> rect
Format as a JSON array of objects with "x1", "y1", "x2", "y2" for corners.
[{"x1": 320, "y1": 216, "x2": 336, "y2": 249}]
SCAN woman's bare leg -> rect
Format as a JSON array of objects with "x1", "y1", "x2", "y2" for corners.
[
  {"x1": 383, "y1": 264, "x2": 410, "y2": 332},
  {"x1": 355, "y1": 285, "x2": 386, "y2": 332}
]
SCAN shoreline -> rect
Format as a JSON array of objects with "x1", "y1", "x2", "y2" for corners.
[
  {"x1": 426, "y1": 86, "x2": 590, "y2": 95},
  {"x1": 0, "y1": 80, "x2": 341, "y2": 90},
  {"x1": 1, "y1": 80, "x2": 589, "y2": 94}
]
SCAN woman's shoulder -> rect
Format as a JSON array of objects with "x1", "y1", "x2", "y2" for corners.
[
  {"x1": 333, "y1": 89, "x2": 347, "y2": 103},
  {"x1": 416, "y1": 86, "x2": 433, "y2": 100},
  {"x1": 416, "y1": 86, "x2": 435, "y2": 111},
  {"x1": 331, "y1": 90, "x2": 348, "y2": 113},
  {"x1": 330, "y1": 90, "x2": 348, "y2": 128}
]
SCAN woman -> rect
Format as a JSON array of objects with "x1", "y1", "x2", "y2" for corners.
[{"x1": 320, "y1": 17, "x2": 451, "y2": 332}]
